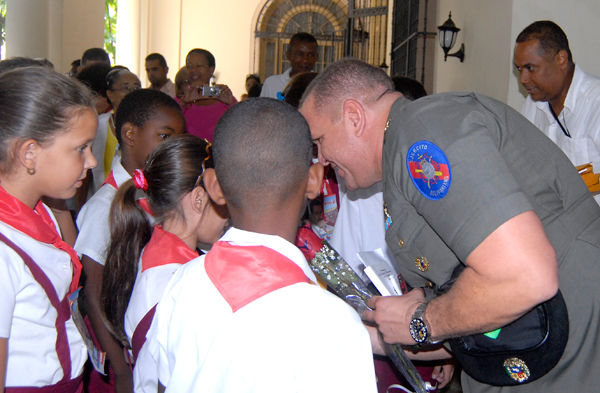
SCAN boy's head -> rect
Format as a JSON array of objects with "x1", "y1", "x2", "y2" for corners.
[
  {"x1": 115, "y1": 89, "x2": 185, "y2": 172},
  {"x1": 206, "y1": 98, "x2": 322, "y2": 235}
]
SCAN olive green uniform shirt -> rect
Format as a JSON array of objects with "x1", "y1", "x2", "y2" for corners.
[{"x1": 382, "y1": 92, "x2": 600, "y2": 392}]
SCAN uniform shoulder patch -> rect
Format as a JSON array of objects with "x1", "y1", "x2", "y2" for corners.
[{"x1": 406, "y1": 141, "x2": 451, "y2": 200}]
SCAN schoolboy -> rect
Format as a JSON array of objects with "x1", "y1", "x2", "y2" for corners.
[
  {"x1": 142, "y1": 98, "x2": 377, "y2": 392},
  {"x1": 74, "y1": 89, "x2": 185, "y2": 390}
]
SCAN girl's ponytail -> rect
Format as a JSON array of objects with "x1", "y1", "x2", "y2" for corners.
[{"x1": 101, "y1": 179, "x2": 152, "y2": 347}]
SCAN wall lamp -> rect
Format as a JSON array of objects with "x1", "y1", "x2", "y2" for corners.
[{"x1": 437, "y1": 12, "x2": 465, "y2": 62}]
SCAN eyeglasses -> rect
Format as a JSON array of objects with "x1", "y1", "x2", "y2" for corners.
[
  {"x1": 194, "y1": 140, "x2": 212, "y2": 189},
  {"x1": 111, "y1": 86, "x2": 142, "y2": 92}
]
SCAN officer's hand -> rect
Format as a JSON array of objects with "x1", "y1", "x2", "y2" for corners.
[{"x1": 363, "y1": 289, "x2": 425, "y2": 345}]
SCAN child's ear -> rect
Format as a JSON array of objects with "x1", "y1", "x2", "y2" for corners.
[
  {"x1": 121, "y1": 123, "x2": 136, "y2": 147},
  {"x1": 202, "y1": 168, "x2": 226, "y2": 206},
  {"x1": 18, "y1": 139, "x2": 40, "y2": 173},
  {"x1": 190, "y1": 186, "x2": 208, "y2": 214},
  {"x1": 305, "y1": 163, "x2": 324, "y2": 200}
]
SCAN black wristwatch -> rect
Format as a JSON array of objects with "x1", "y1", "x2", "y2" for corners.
[{"x1": 409, "y1": 303, "x2": 431, "y2": 344}]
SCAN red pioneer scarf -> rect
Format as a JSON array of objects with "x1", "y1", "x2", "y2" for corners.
[
  {"x1": 0, "y1": 186, "x2": 82, "y2": 293},
  {"x1": 205, "y1": 241, "x2": 311, "y2": 312},
  {"x1": 141, "y1": 225, "x2": 199, "y2": 272}
]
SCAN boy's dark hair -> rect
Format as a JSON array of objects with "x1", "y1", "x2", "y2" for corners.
[
  {"x1": 186, "y1": 49, "x2": 216, "y2": 69},
  {"x1": 0, "y1": 67, "x2": 93, "y2": 173},
  {"x1": 115, "y1": 89, "x2": 183, "y2": 145},
  {"x1": 283, "y1": 72, "x2": 318, "y2": 109},
  {"x1": 289, "y1": 32, "x2": 318, "y2": 50},
  {"x1": 145, "y1": 53, "x2": 167, "y2": 68},
  {"x1": 247, "y1": 83, "x2": 262, "y2": 98},
  {"x1": 391, "y1": 76, "x2": 428, "y2": 101},
  {"x1": 82, "y1": 48, "x2": 111, "y2": 67},
  {"x1": 516, "y1": 20, "x2": 573, "y2": 64},
  {"x1": 212, "y1": 98, "x2": 312, "y2": 211},
  {"x1": 102, "y1": 135, "x2": 212, "y2": 347},
  {"x1": 77, "y1": 62, "x2": 113, "y2": 98}
]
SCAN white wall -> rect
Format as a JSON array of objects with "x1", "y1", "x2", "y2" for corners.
[{"x1": 432, "y1": 0, "x2": 513, "y2": 103}]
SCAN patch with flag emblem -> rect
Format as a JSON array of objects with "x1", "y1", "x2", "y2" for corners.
[{"x1": 407, "y1": 141, "x2": 451, "y2": 200}]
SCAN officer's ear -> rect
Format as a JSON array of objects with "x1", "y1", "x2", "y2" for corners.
[{"x1": 342, "y1": 99, "x2": 366, "y2": 138}]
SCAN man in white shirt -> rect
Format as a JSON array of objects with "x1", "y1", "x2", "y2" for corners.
[
  {"x1": 260, "y1": 33, "x2": 318, "y2": 100},
  {"x1": 145, "y1": 53, "x2": 176, "y2": 98},
  {"x1": 514, "y1": 20, "x2": 600, "y2": 203}
]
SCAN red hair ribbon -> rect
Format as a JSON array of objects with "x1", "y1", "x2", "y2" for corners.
[{"x1": 133, "y1": 169, "x2": 148, "y2": 191}]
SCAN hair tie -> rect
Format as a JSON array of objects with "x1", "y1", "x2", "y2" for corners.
[{"x1": 133, "y1": 169, "x2": 148, "y2": 191}]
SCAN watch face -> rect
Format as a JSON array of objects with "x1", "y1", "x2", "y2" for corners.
[{"x1": 410, "y1": 318, "x2": 428, "y2": 343}]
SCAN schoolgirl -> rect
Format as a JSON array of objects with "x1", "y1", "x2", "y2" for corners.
[
  {"x1": 74, "y1": 89, "x2": 185, "y2": 392},
  {"x1": 100, "y1": 135, "x2": 228, "y2": 391},
  {"x1": 0, "y1": 67, "x2": 97, "y2": 391}
]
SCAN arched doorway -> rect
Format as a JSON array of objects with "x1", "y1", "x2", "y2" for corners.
[{"x1": 254, "y1": 0, "x2": 348, "y2": 81}]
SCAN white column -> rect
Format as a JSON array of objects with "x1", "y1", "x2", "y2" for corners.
[
  {"x1": 116, "y1": 0, "x2": 141, "y2": 74},
  {"x1": 5, "y1": 0, "x2": 104, "y2": 74},
  {"x1": 5, "y1": 0, "x2": 51, "y2": 59}
]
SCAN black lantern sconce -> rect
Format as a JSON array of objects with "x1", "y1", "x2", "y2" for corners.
[{"x1": 437, "y1": 12, "x2": 465, "y2": 62}]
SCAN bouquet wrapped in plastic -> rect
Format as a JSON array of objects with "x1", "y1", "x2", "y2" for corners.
[{"x1": 296, "y1": 222, "x2": 433, "y2": 393}]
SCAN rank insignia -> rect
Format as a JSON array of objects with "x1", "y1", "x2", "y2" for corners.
[
  {"x1": 415, "y1": 256, "x2": 429, "y2": 272},
  {"x1": 504, "y1": 358, "x2": 530, "y2": 383},
  {"x1": 406, "y1": 141, "x2": 451, "y2": 200}
]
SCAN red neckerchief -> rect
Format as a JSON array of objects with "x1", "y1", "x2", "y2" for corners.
[
  {"x1": 103, "y1": 170, "x2": 155, "y2": 216},
  {"x1": 141, "y1": 225, "x2": 198, "y2": 272},
  {"x1": 0, "y1": 186, "x2": 82, "y2": 293},
  {"x1": 102, "y1": 171, "x2": 118, "y2": 189},
  {"x1": 205, "y1": 241, "x2": 311, "y2": 312}
]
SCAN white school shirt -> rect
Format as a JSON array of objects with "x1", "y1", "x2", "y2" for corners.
[
  {"x1": 0, "y1": 206, "x2": 87, "y2": 387},
  {"x1": 137, "y1": 227, "x2": 377, "y2": 393},
  {"x1": 125, "y1": 227, "x2": 198, "y2": 346},
  {"x1": 330, "y1": 179, "x2": 397, "y2": 281},
  {"x1": 75, "y1": 155, "x2": 130, "y2": 265},
  {"x1": 260, "y1": 68, "x2": 292, "y2": 99},
  {"x1": 521, "y1": 65, "x2": 600, "y2": 204}
]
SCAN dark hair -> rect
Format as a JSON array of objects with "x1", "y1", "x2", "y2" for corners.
[
  {"x1": 391, "y1": 76, "x2": 428, "y2": 101},
  {"x1": 516, "y1": 20, "x2": 573, "y2": 64},
  {"x1": 145, "y1": 53, "x2": 167, "y2": 68},
  {"x1": 246, "y1": 74, "x2": 261, "y2": 85},
  {"x1": 186, "y1": 49, "x2": 216, "y2": 69},
  {"x1": 300, "y1": 58, "x2": 394, "y2": 119},
  {"x1": 289, "y1": 32, "x2": 318, "y2": 51},
  {"x1": 101, "y1": 134, "x2": 212, "y2": 347},
  {"x1": 105, "y1": 67, "x2": 136, "y2": 106},
  {"x1": 77, "y1": 62, "x2": 113, "y2": 97},
  {"x1": 81, "y1": 48, "x2": 111, "y2": 67},
  {"x1": 105, "y1": 68, "x2": 130, "y2": 91},
  {"x1": 114, "y1": 89, "x2": 183, "y2": 145},
  {"x1": 212, "y1": 98, "x2": 312, "y2": 211},
  {"x1": 0, "y1": 57, "x2": 47, "y2": 74},
  {"x1": 283, "y1": 72, "x2": 318, "y2": 109},
  {"x1": 68, "y1": 59, "x2": 81, "y2": 77},
  {"x1": 0, "y1": 67, "x2": 93, "y2": 173},
  {"x1": 247, "y1": 83, "x2": 262, "y2": 98}
]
